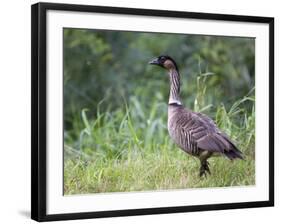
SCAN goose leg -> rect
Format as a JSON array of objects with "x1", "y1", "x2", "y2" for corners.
[
  {"x1": 199, "y1": 160, "x2": 211, "y2": 177},
  {"x1": 199, "y1": 151, "x2": 212, "y2": 177}
]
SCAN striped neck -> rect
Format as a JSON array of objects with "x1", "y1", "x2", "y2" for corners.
[{"x1": 168, "y1": 68, "x2": 182, "y2": 105}]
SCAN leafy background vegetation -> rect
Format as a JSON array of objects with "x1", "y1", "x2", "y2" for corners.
[{"x1": 63, "y1": 28, "x2": 255, "y2": 194}]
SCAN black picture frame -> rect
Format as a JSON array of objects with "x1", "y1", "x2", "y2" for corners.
[{"x1": 31, "y1": 2, "x2": 274, "y2": 222}]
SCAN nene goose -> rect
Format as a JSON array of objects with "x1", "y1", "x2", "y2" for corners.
[{"x1": 149, "y1": 55, "x2": 243, "y2": 177}]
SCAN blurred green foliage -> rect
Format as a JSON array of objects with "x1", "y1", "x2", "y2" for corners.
[
  {"x1": 64, "y1": 29, "x2": 254, "y2": 132},
  {"x1": 63, "y1": 28, "x2": 255, "y2": 193}
]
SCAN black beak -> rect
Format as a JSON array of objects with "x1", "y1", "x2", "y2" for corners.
[{"x1": 149, "y1": 57, "x2": 160, "y2": 65}]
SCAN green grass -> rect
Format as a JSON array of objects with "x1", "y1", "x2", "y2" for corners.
[
  {"x1": 64, "y1": 73, "x2": 255, "y2": 195},
  {"x1": 64, "y1": 148, "x2": 254, "y2": 194}
]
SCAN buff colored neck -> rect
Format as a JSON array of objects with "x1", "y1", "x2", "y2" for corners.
[{"x1": 168, "y1": 68, "x2": 182, "y2": 105}]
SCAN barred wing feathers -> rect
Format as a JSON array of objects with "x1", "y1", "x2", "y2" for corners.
[{"x1": 169, "y1": 106, "x2": 243, "y2": 159}]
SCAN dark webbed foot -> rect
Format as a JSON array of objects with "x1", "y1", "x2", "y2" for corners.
[{"x1": 199, "y1": 160, "x2": 211, "y2": 177}]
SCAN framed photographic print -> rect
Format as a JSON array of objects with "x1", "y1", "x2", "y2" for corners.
[{"x1": 31, "y1": 2, "x2": 274, "y2": 222}]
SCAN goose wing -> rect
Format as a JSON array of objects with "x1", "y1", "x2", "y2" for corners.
[{"x1": 170, "y1": 107, "x2": 242, "y2": 159}]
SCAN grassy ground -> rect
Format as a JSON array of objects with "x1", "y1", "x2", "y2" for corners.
[
  {"x1": 64, "y1": 74, "x2": 255, "y2": 195},
  {"x1": 64, "y1": 146, "x2": 254, "y2": 194}
]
